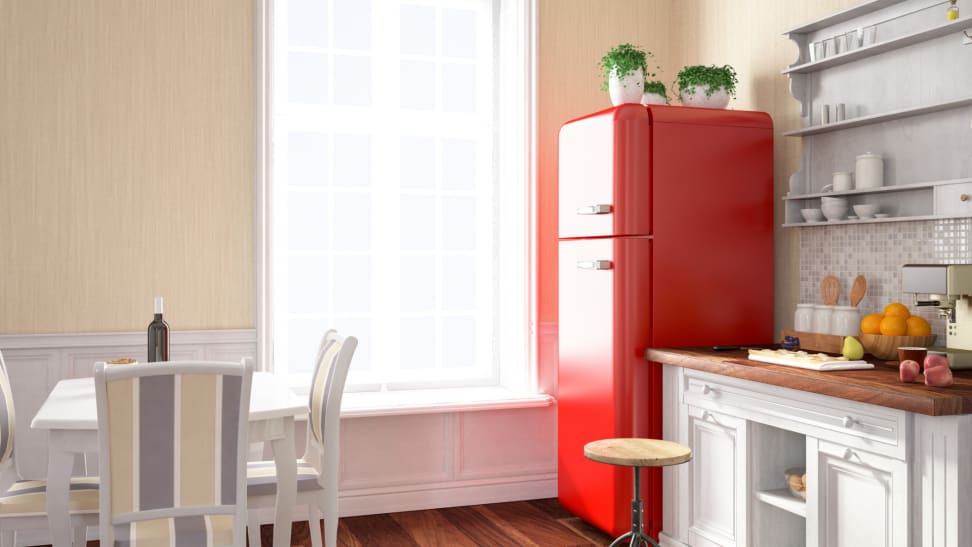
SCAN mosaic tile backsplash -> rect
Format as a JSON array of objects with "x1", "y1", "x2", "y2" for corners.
[{"x1": 799, "y1": 218, "x2": 972, "y2": 339}]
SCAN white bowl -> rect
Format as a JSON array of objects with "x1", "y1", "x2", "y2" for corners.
[
  {"x1": 820, "y1": 196, "x2": 848, "y2": 206},
  {"x1": 852, "y1": 203, "x2": 879, "y2": 218},
  {"x1": 801, "y1": 208, "x2": 824, "y2": 222},
  {"x1": 821, "y1": 201, "x2": 848, "y2": 221}
]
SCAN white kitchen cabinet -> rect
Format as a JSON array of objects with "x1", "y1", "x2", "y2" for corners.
[
  {"x1": 807, "y1": 438, "x2": 909, "y2": 547},
  {"x1": 781, "y1": 0, "x2": 972, "y2": 227},
  {"x1": 662, "y1": 366, "x2": 917, "y2": 547},
  {"x1": 686, "y1": 406, "x2": 749, "y2": 547}
]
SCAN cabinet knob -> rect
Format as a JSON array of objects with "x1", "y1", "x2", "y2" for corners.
[
  {"x1": 843, "y1": 448, "x2": 855, "y2": 460},
  {"x1": 962, "y1": 194, "x2": 970, "y2": 202},
  {"x1": 842, "y1": 416, "x2": 856, "y2": 428},
  {"x1": 702, "y1": 384, "x2": 712, "y2": 395}
]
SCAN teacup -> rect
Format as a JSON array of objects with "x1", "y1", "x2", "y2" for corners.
[
  {"x1": 897, "y1": 347, "x2": 927, "y2": 365},
  {"x1": 833, "y1": 172, "x2": 853, "y2": 191}
]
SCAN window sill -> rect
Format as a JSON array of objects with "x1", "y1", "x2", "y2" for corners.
[{"x1": 336, "y1": 387, "x2": 555, "y2": 418}]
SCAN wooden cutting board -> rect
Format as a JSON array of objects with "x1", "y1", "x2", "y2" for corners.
[{"x1": 781, "y1": 329, "x2": 844, "y2": 354}]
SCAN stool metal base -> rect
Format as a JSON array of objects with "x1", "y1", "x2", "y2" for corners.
[
  {"x1": 607, "y1": 467, "x2": 660, "y2": 547},
  {"x1": 607, "y1": 530, "x2": 659, "y2": 547}
]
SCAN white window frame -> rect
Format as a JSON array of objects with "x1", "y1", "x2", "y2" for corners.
[{"x1": 254, "y1": 0, "x2": 538, "y2": 396}]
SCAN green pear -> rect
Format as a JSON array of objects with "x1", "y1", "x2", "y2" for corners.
[{"x1": 842, "y1": 336, "x2": 864, "y2": 360}]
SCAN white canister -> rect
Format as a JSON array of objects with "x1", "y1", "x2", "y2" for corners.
[
  {"x1": 812, "y1": 305, "x2": 834, "y2": 334},
  {"x1": 833, "y1": 171, "x2": 853, "y2": 192},
  {"x1": 831, "y1": 305, "x2": 860, "y2": 336},
  {"x1": 794, "y1": 303, "x2": 815, "y2": 331},
  {"x1": 855, "y1": 153, "x2": 883, "y2": 189}
]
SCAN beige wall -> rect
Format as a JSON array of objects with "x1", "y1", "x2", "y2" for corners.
[
  {"x1": 0, "y1": 1, "x2": 253, "y2": 334},
  {"x1": 0, "y1": 1, "x2": 862, "y2": 335}
]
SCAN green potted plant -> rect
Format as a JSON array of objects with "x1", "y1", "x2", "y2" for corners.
[
  {"x1": 675, "y1": 64, "x2": 738, "y2": 108},
  {"x1": 642, "y1": 80, "x2": 668, "y2": 105},
  {"x1": 599, "y1": 43, "x2": 652, "y2": 106}
]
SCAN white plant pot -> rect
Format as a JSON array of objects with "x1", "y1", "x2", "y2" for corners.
[
  {"x1": 679, "y1": 85, "x2": 730, "y2": 108},
  {"x1": 641, "y1": 92, "x2": 667, "y2": 105},
  {"x1": 608, "y1": 67, "x2": 644, "y2": 106}
]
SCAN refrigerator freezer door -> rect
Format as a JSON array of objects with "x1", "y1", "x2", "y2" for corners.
[
  {"x1": 559, "y1": 104, "x2": 652, "y2": 239},
  {"x1": 558, "y1": 236, "x2": 653, "y2": 536}
]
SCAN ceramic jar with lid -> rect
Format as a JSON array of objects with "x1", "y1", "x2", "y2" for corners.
[
  {"x1": 794, "y1": 303, "x2": 814, "y2": 331},
  {"x1": 830, "y1": 305, "x2": 860, "y2": 336},
  {"x1": 855, "y1": 153, "x2": 883, "y2": 189},
  {"x1": 812, "y1": 305, "x2": 834, "y2": 334}
]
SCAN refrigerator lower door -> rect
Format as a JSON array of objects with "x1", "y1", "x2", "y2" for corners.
[{"x1": 558, "y1": 236, "x2": 656, "y2": 537}]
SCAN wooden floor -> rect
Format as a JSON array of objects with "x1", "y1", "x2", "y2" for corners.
[
  {"x1": 257, "y1": 499, "x2": 615, "y2": 546},
  {"x1": 72, "y1": 498, "x2": 615, "y2": 546}
]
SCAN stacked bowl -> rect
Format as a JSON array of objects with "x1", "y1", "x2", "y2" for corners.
[{"x1": 821, "y1": 196, "x2": 848, "y2": 221}]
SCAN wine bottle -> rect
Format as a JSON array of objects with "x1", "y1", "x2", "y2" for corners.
[{"x1": 147, "y1": 296, "x2": 170, "y2": 362}]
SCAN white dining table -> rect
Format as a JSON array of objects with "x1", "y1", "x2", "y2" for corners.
[{"x1": 31, "y1": 372, "x2": 306, "y2": 547}]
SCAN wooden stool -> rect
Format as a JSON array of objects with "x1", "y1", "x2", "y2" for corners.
[{"x1": 584, "y1": 438, "x2": 692, "y2": 547}]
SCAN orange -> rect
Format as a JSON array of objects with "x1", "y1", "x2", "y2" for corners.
[
  {"x1": 883, "y1": 302, "x2": 911, "y2": 319},
  {"x1": 879, "y1": 315, "x2": 908, "y2": 336},
  {"x1": 860, "y1": 313, "x2": 883, "y2": 334},
  {"x1": 905, "y1": 316, "x2": 932, "y2": 336}
]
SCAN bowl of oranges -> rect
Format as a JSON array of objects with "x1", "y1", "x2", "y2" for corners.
[{"x1": 858, "y1": 302, "x2": 936, "y2": 360}]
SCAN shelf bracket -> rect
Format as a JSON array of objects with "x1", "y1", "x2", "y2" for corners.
[{"x1": 964, "y1": 29, "x2": 972, "y2": 45}]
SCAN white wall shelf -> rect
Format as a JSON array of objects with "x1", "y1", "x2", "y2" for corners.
[
  {"x1": 783, "y1": 97, "x2": 972, "y2": 137},
  {"x1": 782, "y1": 17, "x2": 972, "y2": 75},
  {"x1": 755, "y1": 489, "x2": 808, "y2": 517},
  {"x1": 782, "y1": 0, "x2": 972, "y2": 228}
]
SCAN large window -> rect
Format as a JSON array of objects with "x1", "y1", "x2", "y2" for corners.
[{"x1": 257, "y1": 0, "x2": 535, "y2": 393}]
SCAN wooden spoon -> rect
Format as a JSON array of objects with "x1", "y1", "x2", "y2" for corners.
[
  {"x1": 820, "y1": 275, "x2": 840, "y2": 305},
  {"x1": 849, "y1": 275, "x2": 867, "y2": 307}
]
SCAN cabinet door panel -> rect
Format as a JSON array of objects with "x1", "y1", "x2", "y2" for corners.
[
  {"x1": 813, "y1": 439, "x2": 908, "y2": 547},
  {"x1": 688, "y1": 406, "x2": 748, "y2": 547}
]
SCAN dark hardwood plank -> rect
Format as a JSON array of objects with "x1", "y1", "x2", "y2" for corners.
[
  {"x1": 340, "y1": 513, "x2": 421, "y2": 547},
  {"x1": 482, "y1": 500, "x2": 598, "y2": 546},
  {"x1": 439, "y1": 504, "x2": 537, "y2": 546},
  {"x1": 528, "y1": 497, "x2": 576, "y2": 520},
  {"x1": 390, "y1": 508, "x2": 479, "y2": 546},
  {"x1": 71, "y1": 498, "x2": 612, "y2": 547}
]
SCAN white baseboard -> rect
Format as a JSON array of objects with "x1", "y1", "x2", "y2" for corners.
[
  {"x1": 247, "y1": 474, "x2": 557, "y2": 525},
  {"x1": 338, "y1": 474, "x2": 558, "y2": 517}
]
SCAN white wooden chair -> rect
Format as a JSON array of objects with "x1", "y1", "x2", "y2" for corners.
[
  {"x1": 247, "y1": 330, "x2": 356, "y2": 547},
  {"x1": 0, "y1": 349, "x2": 97, "y2": 547},
  {"x1": 94, "y1": 359, "x2": 253, "y2": 546}
]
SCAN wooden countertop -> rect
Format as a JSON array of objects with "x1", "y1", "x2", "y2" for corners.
[{"x1": 645, "y1": 347, "x2": 972, "y2": 416}]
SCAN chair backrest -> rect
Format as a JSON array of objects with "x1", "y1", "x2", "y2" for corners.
[
  {"x1": 95, "y1": 359, "x2": 253, "y2": 546},
  {"x1": 307, "y1": 330, "x2": 356, "y2": 464},
  {"x1": 0, "y1": 350, "x2": 15, "y2": 467}
]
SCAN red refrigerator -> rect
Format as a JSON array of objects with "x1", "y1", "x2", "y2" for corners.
[{"x1": 557, "y1": 104, "x2": 774, "y2": 538}]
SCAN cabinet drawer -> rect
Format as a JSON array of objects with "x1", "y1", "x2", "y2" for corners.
[
  {"x1": 935, "y1": 182, "x2": 972, "y2": 216},
  {"x1": 681, "y1": 369, "x2": 908, "y2": 459}
]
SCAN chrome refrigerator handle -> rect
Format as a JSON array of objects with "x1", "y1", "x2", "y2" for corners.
[
  {"x1": 576, "y1": 204, "x2": 612, "y2": 215},
  {"x1": 576, "y1": 260, "x2": 613, "y2": 270}
]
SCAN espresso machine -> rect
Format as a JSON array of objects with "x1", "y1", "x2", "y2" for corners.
[{"x1": 902, "y1": 264, "x2": 972, "y2": 369}]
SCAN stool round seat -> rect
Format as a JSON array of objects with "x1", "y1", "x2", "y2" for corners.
[{"x1": 584, "y1": 438, "x2": 692, "y2": 468}]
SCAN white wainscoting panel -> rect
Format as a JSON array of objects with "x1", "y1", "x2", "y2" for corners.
[
  {"x1": 456, "y1": 406, "x2": 556, "y2": 480},
  {"x1": 340, "y1": 413, "x2": 454, "y2": 489},
  {"x1": 0, "y1": 329, "x2": 557, "y2": 520}
]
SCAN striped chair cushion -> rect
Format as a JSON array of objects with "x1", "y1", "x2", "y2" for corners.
[
  {"x1": 246, "y1": 460, "x2": 320, "y2": 496},
  {"x1": 105, "y1": 372, "x2": 242, "y2": 515},
  {"x1": 113, "y1": 513, "x2": 234, "y2": 547},
  {"x1": 0, "y1": 477, "x2": 98, "y2": 517}
]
